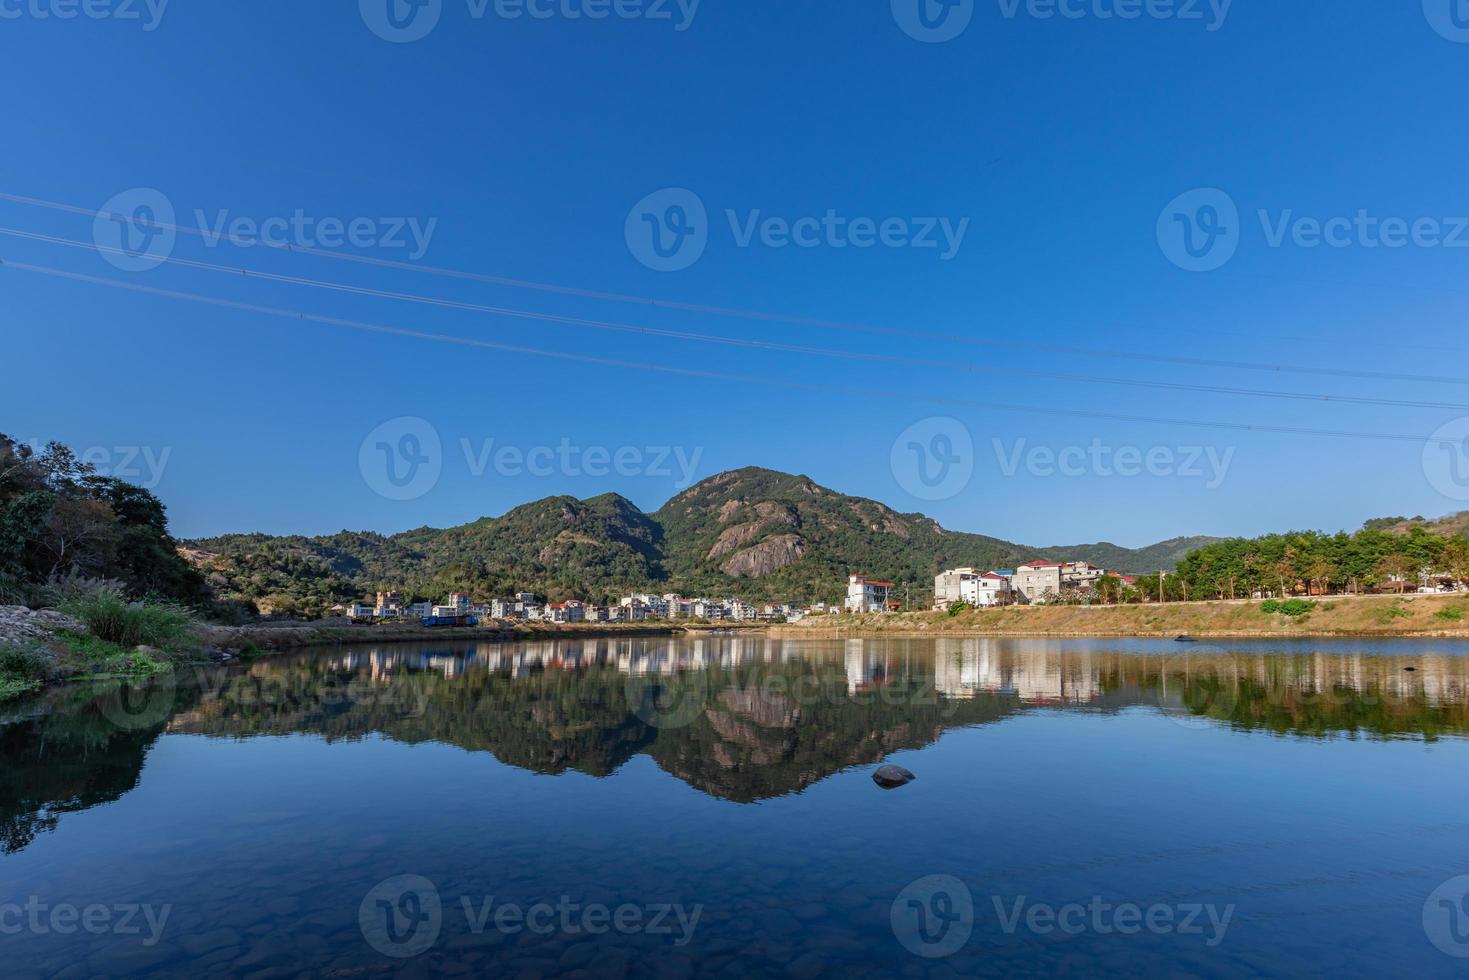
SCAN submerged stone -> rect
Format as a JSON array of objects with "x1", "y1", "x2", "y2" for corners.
[{"x1": 873, "y1": 765, "x2": 916, "y2": 788}]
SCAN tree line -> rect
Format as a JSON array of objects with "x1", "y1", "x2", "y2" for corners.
[{"x1": 1088, "y1": 526, "x2": 1468, "y2": 604}]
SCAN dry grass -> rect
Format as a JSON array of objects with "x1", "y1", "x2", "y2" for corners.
[{"x1": 777, "y1": 593, "x2": 1469, "y2": 638}]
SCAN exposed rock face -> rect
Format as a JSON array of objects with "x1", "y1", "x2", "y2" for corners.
[
  {"x1": 0, "y1": 606, "x2": 84, "y2": 648},
  {"x1": 707, "y1": 521, "x2": 767, "y2": 560},
  {"x1": 719, "y1": 534, "x2": 807, "y2": 577}
]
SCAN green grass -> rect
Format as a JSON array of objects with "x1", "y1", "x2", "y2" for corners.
[
  {"x1": 0, "y1": 675, "x2": 39, "y2": 701},
  {"x1": 52, "y1": 630, "x2": 168, "y2": 675},
  {"x1": 1435, "y1": 606, "x2": 1466, "y2": 623},
  {"x1": 0, "y1": 643, "x2": 50, "y2": 702},
  {"x1": 59, "y1": 593, "x2": 195, "y2": 649}
]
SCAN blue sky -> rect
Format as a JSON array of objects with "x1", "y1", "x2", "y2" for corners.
[{"x1": 4, "y1": 0, "x2": 1469, "y2": 546}]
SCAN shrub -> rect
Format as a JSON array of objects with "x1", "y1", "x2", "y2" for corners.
[
  {"x1": 38, "y1": 571, "x2": 127, "y2": 606},
  {"x1": 1435, "y1": 607, "x2": 1465, "y2": 622},
  {"x1": 1262, "y1": 598, "x2": 1315, "y2": 617},
  {"x1": 0, "y1": 643, "x2": 49, "y2": 678},
  {"x1": 946, "y1": 601, "x2": 973, "y2": 618},
  {"x1": 60, "y1": 593, "x2": 195, "y2": 649}
]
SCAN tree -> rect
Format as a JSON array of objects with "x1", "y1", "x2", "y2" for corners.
[{"x1": 1377, "y1": 554, "x2": 1418, "y2": 594}]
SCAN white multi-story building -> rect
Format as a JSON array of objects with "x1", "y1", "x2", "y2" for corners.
[
  {"x1": 933, "y1": 568, "x2": 982, "y2": 610},
  {"x1": 962, "y1": 573, "x2": 1012, "y2": 607},
  {"x1": 846, "y1": 575, "x2": 894, "y2": 613}
]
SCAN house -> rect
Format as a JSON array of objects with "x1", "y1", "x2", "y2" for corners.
[
  {"x1": 933, "y1": 567, "x2": 982, "y2": 610},
  {"x1": 374, "y1": 590, "x2": 405, "y2": 617},
  {"x1": 962, "y1": 573, "x2": 1012, "y2": 607},
  {"x1": 447, "y1": 592, "x2": 473, "y2": 614},
  {"x1": 846, "y1": 575, "x2": 894, "y2": 613},
  {"x1": 728, "y1": 600, "x2": 759, "y2": 622},
  {"x1": 348, "y1": 602, "x2": 374, "y2": 621},
  {"x1": 408, "y1": 601, "x2": 433, "y2": 618},
  {"x1": 546, "y1": 602, "x2": 586, "y2": 624},
  {"x1": 1012, "y1": 561, "x2": 1067, "y2": 603}
]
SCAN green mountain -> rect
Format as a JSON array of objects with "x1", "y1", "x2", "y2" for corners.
[{"x1": 184, "y1": 466, "x2": 1220, "y2": 613}]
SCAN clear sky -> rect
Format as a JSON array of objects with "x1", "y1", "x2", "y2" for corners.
[{"x1": 4, "y1": 0, "x2": 1468, "y2": 547}]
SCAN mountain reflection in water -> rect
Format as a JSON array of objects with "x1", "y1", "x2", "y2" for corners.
[{"x1": 3, "y1": 636, "x2": 1468, "y2": 856}]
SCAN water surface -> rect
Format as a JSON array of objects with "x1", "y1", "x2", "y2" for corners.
[{"x1": 4, "y1": 636, "x2": 1469, "y2": 978}]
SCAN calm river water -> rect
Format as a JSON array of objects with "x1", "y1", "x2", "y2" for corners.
[{"x1": 4, "y1": 635, "x2": 1469, "y2": 978}]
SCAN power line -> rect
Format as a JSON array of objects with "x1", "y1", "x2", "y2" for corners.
[
  {"x1": 0, "y1": 257, "x2": 1442, "y2": 446},
  {"x1": 1, "y1": 189, "x2": 1459, "y2": 388},
  {"x1": 6, "y1": 225, "x2": 1469, "y2": 410}
]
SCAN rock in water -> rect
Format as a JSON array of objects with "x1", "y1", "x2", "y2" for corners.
[
  {"x1": 1174, "y1": 635, "x2": 1197, "y2": 643},
  {"x1": 873, "y1": 765, "x2": 916, "y2": 789}
]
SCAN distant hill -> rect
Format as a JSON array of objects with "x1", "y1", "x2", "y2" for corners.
[
  {"x1": 184, "y1": 466, "x2": 1222, "y2": 613},
  {"x1": 1365, "y1": 512, "x2": 1469, "y2": 538}
]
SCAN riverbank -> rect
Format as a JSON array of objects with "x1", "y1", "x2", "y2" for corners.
[
  {"x1": 196, "y1": 618, "x2": 692, "y2": 651},
  {"x1": 772, "y1": 592, "x2": 1469, "y2": 639}
]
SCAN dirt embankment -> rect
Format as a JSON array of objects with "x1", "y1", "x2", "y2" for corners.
[
  {"x1": 197, "y1": 619, "x2": 688, "y2": 652},
  {"x1": 772, "y1": 593, "x2": 1469, "y2": 639}
]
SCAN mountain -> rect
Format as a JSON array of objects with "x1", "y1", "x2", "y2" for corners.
[
  {"x1": 1364, "y1": 512, "x2": 1469, "y2": 539},
  {"x1": 183, "y1": 466, "x2": 1222, "y2": 613}
]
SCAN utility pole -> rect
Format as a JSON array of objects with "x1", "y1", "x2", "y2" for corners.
[{"x1": 1160, "y1": 569, "x2": 1166, "y2": 604}]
